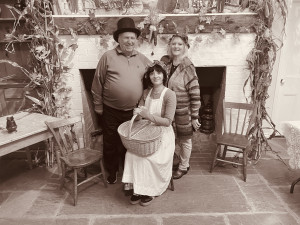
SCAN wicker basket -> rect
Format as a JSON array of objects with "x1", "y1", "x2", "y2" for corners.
[{"x1": 118, "y1": 115, "x2": 162, "y2": 156}]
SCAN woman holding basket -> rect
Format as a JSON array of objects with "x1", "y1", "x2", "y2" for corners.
[{"x1": 121, "y1": 60, "x2": 176, "y2": 206}]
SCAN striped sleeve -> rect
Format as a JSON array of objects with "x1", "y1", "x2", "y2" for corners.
[{"x1": 185, "y1": 65, "x2": 201, "y2": 119}]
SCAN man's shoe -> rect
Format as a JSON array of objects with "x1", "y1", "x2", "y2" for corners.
[
  {"x1": 107, "y1": 172, "x2": 117, "y2": 184},
  {"x1": 140, "y1": 195, "x2": 155, "y2": 206},
  {"x1": 130, "y1": 194, "x2": 142, "y2": 205},
  {"x1": 173, "y1": 169, "x2": 188, "y2": 179}
]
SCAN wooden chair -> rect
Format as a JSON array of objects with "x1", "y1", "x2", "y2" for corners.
[
  {"x1": 45, "y1": 116, "x2": 107, "y2": 206},
  {"x1": 210, "y1": 100, "x2": 255, "y2": 182}
]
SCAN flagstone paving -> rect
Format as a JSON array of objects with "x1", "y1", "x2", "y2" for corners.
[{"x1": 0, "y1": 136, "x2": 300, "y2": 224}]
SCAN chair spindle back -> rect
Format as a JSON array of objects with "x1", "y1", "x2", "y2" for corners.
[
  {"x1": 223, "y1": 101, "x2": 255, "y2": 136},
  {"x1": 45, "y1": 116, "x2": 83, "y2": 157}
]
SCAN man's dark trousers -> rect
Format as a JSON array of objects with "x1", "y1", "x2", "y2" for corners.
[{"x1": 101, "y1": 104, "x2": 133, "y2": 175}]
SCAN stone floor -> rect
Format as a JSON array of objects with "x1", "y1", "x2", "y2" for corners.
[{"x1": 1, "y1": 133, "x2": 300, "y2": 225}]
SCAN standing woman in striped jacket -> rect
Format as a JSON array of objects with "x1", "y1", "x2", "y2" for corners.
[{"x1": 161, "y1": 34, "x2": 201, "y2": 179}]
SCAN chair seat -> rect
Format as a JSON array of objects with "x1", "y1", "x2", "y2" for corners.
[
  {"x1": 61, "y1": 148, "x2": 102, "y2": 168},
  {"x1": 217, "y1": 133, "x2": 249, "y2": 149}
]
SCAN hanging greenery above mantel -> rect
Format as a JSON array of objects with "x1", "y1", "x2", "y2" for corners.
[{"x1": 52, "y1": 13, "x2": 258, "y2": 35}]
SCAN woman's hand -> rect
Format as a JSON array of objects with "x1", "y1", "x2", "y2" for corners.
[
  {"x1": 133, "y1": 107, "x2": 141, "y2": 116},
  {"x1": 192, "y1": 119, "x2": 201, "y2": 131},
  {"x1": 136, "y1": 106, "x2": 150, "y2": 120},
  {"x1": 133, "y1": 107, "x2": 142, "y2": 121}
]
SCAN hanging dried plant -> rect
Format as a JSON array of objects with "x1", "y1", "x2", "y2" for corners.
[{"x1": 245, "y1": 0, "x2": 288, "y2": 163}]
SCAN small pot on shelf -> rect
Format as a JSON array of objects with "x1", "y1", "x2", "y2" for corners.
[{"x1": 6, "y1": 116, "x2": 17, "y2": 133}]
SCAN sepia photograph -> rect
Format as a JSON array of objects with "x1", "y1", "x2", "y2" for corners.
[{"x1": 0, "y1": 0, "x2": 300, "y2": 224}]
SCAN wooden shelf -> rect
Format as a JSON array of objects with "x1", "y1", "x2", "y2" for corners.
[
  {"x1": 0, "y1": 83, "x2": 28, "y2": 88},
  {"x1": 0, "y1": 18, "x2": 25, "y2": 22},
  {"x1": 53, "y1": 13, "x2": 258, "y2": 35},
  {"x1": 0, "y1": 40, "x2": 31, "y2": 43},
  {"x1": 0, "y1": 18, "x2": 15, "y2": 21}
]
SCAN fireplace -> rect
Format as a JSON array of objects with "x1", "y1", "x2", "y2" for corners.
[
  {"x1": 196, "y1": 66, "x2": 226, "y2": 136},
  {"x1": 79, "y1": 66, "x2": 226, "y2": 142}
]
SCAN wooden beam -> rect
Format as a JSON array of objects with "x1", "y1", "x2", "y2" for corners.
[{"x1": 53, "y1": 13, "x2": 258, "y2": 35}]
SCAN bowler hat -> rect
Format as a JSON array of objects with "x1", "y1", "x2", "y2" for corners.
[{"x1": 113, "y1": 17, "x2": 141, "y2": 42}]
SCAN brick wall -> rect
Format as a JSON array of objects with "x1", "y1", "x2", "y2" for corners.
[{"x1": 61, "y1": 33, "x2": 255, "y2": 118}]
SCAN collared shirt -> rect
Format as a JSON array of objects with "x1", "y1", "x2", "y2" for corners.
[{"x1": 91, "y1": 46, "x2": 150, "y2": 113}]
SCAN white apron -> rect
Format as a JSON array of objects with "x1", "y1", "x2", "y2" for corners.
[{"x1": 122, "y1": 87, "x2": 175, "y2": 196}]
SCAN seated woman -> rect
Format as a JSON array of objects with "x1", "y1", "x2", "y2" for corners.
[{"x1": 122, "y1": 60, "x2": 176, "y2": 206}]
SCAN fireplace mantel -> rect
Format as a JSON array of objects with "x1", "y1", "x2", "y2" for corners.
[{"x1": 53, "y1": 13, "x2": 258, "y2": 35}]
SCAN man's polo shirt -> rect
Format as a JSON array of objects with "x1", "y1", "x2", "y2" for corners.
[{"x1": 92, "y1": 46, "x2": 150, "y2": 113}]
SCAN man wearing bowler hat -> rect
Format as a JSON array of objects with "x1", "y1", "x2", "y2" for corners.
[{"x1": 91, "y1": 17, "x2": 151, "y2": 184}]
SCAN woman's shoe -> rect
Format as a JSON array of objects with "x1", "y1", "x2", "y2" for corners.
[
  {"x1": 130, "y1": 194, "x2": 142, "y2": 205},
  {"x1": 140, "y1": 195, "x2": 155, "y2": 206},
  {"x1": 173, "y1": 168, "x2": 188, "y2": 179}
]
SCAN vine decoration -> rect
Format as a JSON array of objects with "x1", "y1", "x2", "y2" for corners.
[
  {"x1": 245, "y1": 0, "x2": 288, "y2": 164},
  {"x1": 135, "y1": 7, "x2": 226, "y2": 53},
  {"x1": 136, "y1": 9, "x2": 166, "y2": 53},
  {"x1": 0, "y1": 0, "x2": 78, "y2": 118},
  {"x1": 74, "y1": 12, "x2": 108, "y2": 35}
]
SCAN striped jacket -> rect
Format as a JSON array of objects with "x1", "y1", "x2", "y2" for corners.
[{"x1": 161, "y1": 55, "x2": 201, "y2": 139}]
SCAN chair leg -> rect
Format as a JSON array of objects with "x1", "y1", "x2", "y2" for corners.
[
  {"x1": 55, "y1": 147, "x2": 62, "y2": 175},
  {"x1": 100, "y1": 159, "x2": 107, "y2": 188},
  {"x1": 83, "y1": 168, "x2": 87, "y2": 178},
  {"x1": 60, "y1": 163, "x2": 66, "y2": 190},
  {"x1": 243, "y1": 149, "x2": 247, "y2": 182},
  {"x1": 74, "y1": 168, "x2": 78, "y2": 206},
  {"x1": 25, "y1": 147, "x2": 33, "y2": 170},
  {"x1": 222, "y1": 145, "x2": 228, "y2": 160},
  {"x1": 210, "y1": 144, "x2": 221, "y2": 172}
]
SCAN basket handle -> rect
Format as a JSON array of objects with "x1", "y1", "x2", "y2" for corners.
[{"x1": 128, "y1": 114, "x2": 138, "y2": 139}]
